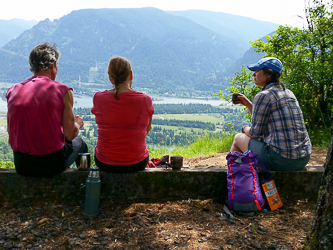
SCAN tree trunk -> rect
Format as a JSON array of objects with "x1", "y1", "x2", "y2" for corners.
[{"x1": 304, "y1": 118, "x2": 333, "y2": 249}]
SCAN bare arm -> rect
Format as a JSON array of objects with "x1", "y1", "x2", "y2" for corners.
[
  {"x1": 62, "y1": 90, "x2": 84, "y2": 141},
  {"x1": 147, "y1": 116, "x2": 153, "y2": 134}
]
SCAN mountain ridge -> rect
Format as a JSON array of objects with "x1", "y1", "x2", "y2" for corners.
[
  {"x1": 0, "y1": 8, "x2": 278, "y2": 95},
  {"x1": 167, "y1": 10, "x2": 279, "y2": 58},
  {"x1": 0, "y1": 18, "x2": 38, "y2": 48}
]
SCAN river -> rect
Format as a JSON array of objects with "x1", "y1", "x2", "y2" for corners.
[{"x1": 0, "y1": 82, "x2": 228, "y2": 112}]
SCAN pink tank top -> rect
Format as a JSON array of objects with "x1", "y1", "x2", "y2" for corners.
[{"x1": 6, "y1": 76, "x2": 72, "y2": 155}]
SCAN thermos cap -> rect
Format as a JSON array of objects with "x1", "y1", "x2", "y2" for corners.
[
  {"x1": 88, "y1": 167, "x2": 100, "y2": 178},
  {"x1": 78, "y1": 153, "x2": 91, "y2": 156}
]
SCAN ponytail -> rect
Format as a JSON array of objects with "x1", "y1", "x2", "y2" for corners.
[
  {"x1": 262, "y1": 68, "x2": 285, "y2": 90},
  {"x1": 114, "y1": 84, "x2": 120, "y2": 100},
  {"x1": 108, "y1": 57, "x2": 132, "y2": 100}
]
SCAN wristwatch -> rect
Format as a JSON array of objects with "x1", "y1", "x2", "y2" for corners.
[{"x1": 241, "y1": 126, "x2": 246, "y2": 133}]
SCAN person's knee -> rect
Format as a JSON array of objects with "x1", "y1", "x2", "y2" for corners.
[
  {"x1": 232, "y1": 133, "x2": 243, "y2": 144},
  {"x1": 232, "y1": 133, "x2": 250, "y2": 152},
  {"x1": 73, "y1": 137, "x2": 88, "y2": 153},
  {"x1": 82, "y1": 140, "x2": 88, "y2": 153}
]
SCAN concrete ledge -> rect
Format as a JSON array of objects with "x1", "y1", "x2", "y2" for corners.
[{"x1": 0, "y1": 166, "x2": 324, "y2": 203}]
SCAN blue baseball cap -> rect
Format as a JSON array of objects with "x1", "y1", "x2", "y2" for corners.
[{"x1": 247, "y1": 57, "x2": 283, "y2": 74}]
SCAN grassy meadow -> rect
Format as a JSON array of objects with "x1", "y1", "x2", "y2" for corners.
[
  {"x1": 149, "y1": 132, "x2": 235, "y2": 159},
  {"x1": 153, "y1": 113, "x2": 225, "y2": 124}
]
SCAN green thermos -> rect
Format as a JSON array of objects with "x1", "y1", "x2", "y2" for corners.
[{"x1": 83, "y1": 167, "x2": 101, "y2": 216}]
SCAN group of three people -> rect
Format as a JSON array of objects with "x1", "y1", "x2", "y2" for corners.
[{"x1": 5, "y1": 43, "x2": 311, "y2": 177}]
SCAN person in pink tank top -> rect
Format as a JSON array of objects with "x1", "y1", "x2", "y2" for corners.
[
  {"x1": 6, "y1": 42, "x2": 88, "y2": 177},
  {"x1": 91, "y1": 56, "x2": 154, "y2": 173}
]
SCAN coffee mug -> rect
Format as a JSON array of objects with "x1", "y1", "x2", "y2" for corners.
[
  {"x1": 170, "y1": 155, "x2": 183, "y2": 170},
  {"x1": 232, "y1": 93, "x2": 241, "y2": 104},
  {"x1": 78, "y1": 153, "x2": 91, "y2": 171}
]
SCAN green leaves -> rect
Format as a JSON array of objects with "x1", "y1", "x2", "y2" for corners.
[
  {"x1": 214, "y1": 65, "x2": 256, "y2": 101},
  {"x1": 218, "y1": 0, "x2": 333, "y2": 131},
  {"x1": 214, "y1": 65, "x2": 260, "y2": 120}
]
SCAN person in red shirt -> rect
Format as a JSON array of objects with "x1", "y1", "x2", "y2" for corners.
[
  {"x1": 6, "y1": 42, "x2": 88, "y2": 177},
  {"x1": 91, "y1": 56, "x2": 154, "y2": 173}
]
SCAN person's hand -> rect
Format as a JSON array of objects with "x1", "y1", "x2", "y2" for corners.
[
  {"x1": 75, "y1": 115, "x2": 84, "y2": 129},
  {"x1": 237, "y1": 94, "x2": 252, "y2": 107}
]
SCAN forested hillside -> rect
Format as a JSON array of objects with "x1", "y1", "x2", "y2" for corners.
[
  {"x1": 0, "y1": 8, "x2": 278, "y2": 96},
  {"x1": 168, "y1": 10, "x2": 279, "y2": 59}
]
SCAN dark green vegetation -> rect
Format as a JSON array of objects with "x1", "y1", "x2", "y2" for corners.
[
  {"x1": 0, "y1": 138, "x2": 12, "y2": 162},
  {"x1": 152, "y1": 119, "x2": 215, "y2": 131},
  {"x1": 0, "y1": 8, "x2": 278, "y2": 96},
  {"x1": 154, "y1": 103, "x2": 229, "y2": 114}
]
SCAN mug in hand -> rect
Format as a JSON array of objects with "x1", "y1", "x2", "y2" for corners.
[{"x1": 232, "y1": 93, "x2": 241, "y2": 104}]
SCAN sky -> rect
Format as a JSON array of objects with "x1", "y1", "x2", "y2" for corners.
[{"x1": 0, "y1": 0, "x2": 313, "y2": 27}]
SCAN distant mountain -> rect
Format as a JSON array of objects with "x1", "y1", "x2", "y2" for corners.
[
  {"x1": 0, "y1": 8, "x2": 278, "y2": 95},
  {"x1": 198, "y1": 32, "x2": 275, "y2": 92},
  {"x1": 0, "y1": 19, "x2": 37, "y2": 47},
  {"x1": 225, "y1": 32, "x2": 274, "y2": 77},
  {"x1": 167, "y1": 10, "x2": 279, "y2": 58}
]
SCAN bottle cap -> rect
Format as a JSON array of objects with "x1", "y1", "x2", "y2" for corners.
[{"x1": 88, "y1": 167, "x2": 100, "y2": 178}]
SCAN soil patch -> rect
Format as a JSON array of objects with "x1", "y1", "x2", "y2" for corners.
[
  {"x1": 184, "y1": 148, "x2": 327, "y2": 169},
  {"x1": 0, "y1": 198, "x2": 315, "y2": 250}
]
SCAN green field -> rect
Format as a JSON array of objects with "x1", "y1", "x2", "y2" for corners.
[
  {"x1": 0, "y1": 133, "x2": 8, "y2": 140},
  {"x1": 153, "y1": 113, "x2": 225, "y2": 124},
  {"x1": 151, "y1": 124, "x2": 203, "y2": 134}
]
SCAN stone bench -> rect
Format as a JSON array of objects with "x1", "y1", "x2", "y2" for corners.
[{"x1": 0, "y1": 165, "x2": 324, "y2": 204}]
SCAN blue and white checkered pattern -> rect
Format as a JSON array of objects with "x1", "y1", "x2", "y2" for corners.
[{"x1": 249, "y1": 82, "x2": 312, "y2": 159}]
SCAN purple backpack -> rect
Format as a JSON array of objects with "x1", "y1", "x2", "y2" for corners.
[{"x1": 226, "y1": 150, "x2": 271, "y2": 213}]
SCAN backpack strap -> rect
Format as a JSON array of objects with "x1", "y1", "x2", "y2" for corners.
[
  {"x1": 257, "y1": 159, "x2": 272, "y2": 184},
  {"x1": 222, "y1": 205, "x2": 235, "y2": 223}
]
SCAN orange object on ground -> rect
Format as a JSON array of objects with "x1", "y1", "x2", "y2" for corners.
[{"x1": 262, "y1": 180, "x2": 283, "y2": 211}]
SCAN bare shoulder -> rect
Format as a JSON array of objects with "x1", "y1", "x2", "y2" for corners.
[{"x1": 63, "y1": 89, "x2": 74, "y2": 105}]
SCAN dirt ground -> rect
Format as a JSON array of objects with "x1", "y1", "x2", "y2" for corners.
[
  {"x1": 184, "y1": 148, "x2": 327, "y2": 169},
  {"x1": 0, "y1": 149, "x2": 326, "y2": 250},
  {"x1": 0, "y1": 198, "x2": 316, "y2": 250}
]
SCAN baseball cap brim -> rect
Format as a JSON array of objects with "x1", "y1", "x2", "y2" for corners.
[{"x1": 247, "y1": 57, "x2": 283, "y2": 74}]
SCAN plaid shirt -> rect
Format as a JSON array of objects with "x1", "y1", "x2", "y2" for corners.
[{"x1": 249, "y1": 82, "x2": 312, "y2": 159}]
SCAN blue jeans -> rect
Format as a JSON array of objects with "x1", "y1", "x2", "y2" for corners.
[
  {"x1": 14, "y1": 137, "x2": 88, "y2": 177},
  {"x1": 248, "y1": 139, "x2": 310, "y2": 171}
]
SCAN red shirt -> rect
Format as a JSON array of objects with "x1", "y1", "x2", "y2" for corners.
[
  {"x1": 91, "y1": 90, "x2": 154, "y2": 165},
  {"x1": 6, "y1": 76, "x2": 72, "y2": 155}
]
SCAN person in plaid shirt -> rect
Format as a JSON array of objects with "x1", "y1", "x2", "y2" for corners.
[{"x1": 230, "y1": 57, "x2": 311, "y2": 171}]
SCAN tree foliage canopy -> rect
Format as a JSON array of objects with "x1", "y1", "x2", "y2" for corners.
[{"x1": 218, "y1": 0, "x2": 333, "y2": 130}]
